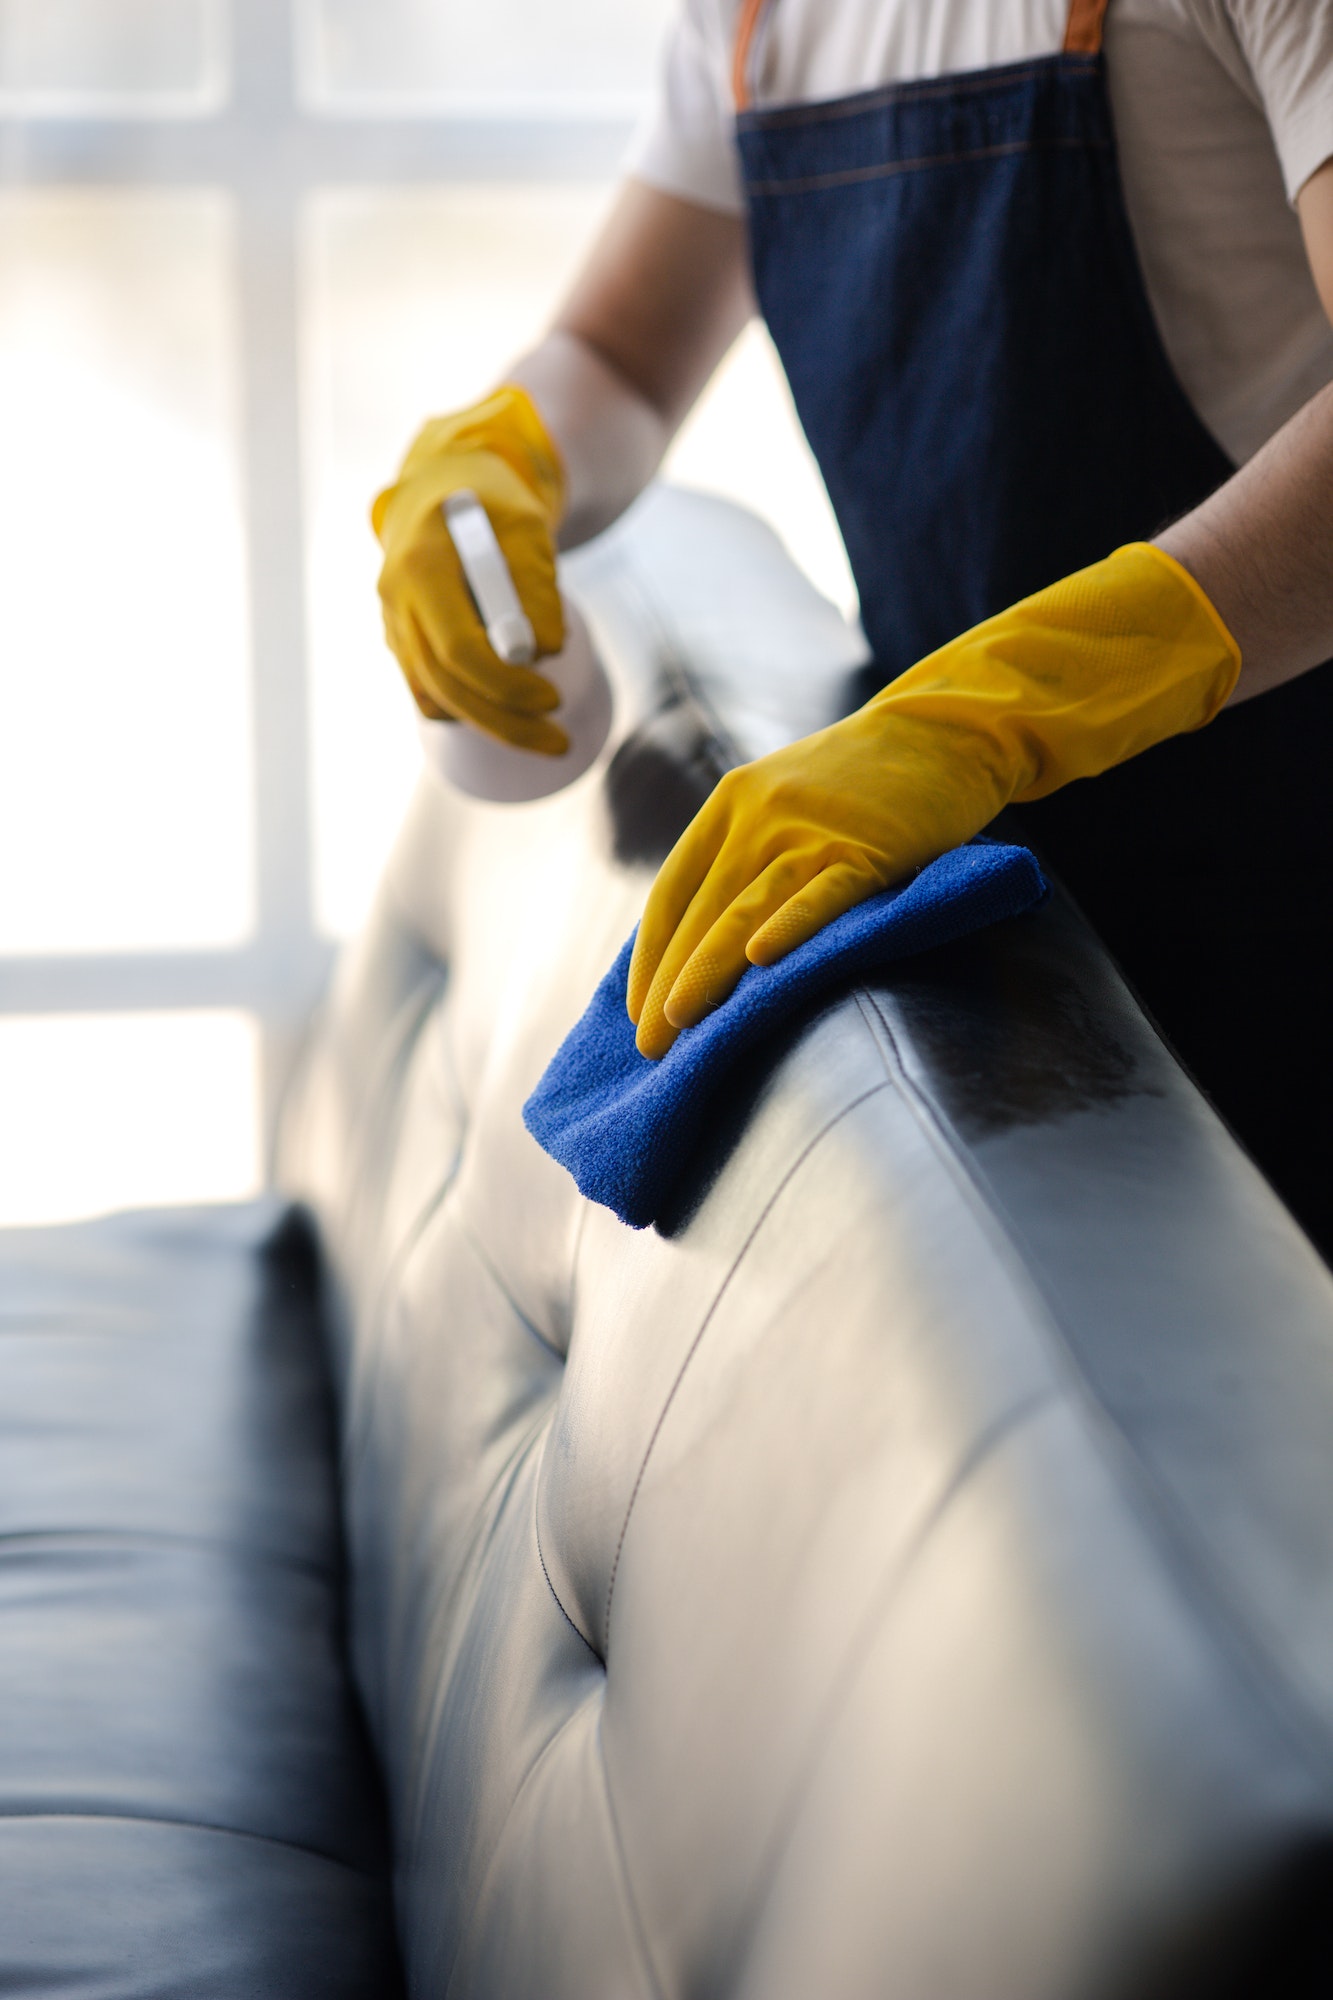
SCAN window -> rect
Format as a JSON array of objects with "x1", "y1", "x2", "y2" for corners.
[{"x1": 0, "y1": 0, "x2": 850, "y2": 1225}]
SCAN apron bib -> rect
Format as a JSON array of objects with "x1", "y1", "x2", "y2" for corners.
[{"x1": 733, "y1": 0, "x2": 1333, "y2": 1253}]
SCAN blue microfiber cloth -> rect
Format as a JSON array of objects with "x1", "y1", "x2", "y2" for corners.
[{"x1": 524, "y1": 840, "x2": 1047, "y2": 1231}]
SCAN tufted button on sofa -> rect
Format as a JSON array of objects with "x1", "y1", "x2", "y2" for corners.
[{"x1": 3, "y1": 486, "x2": 1333, "y2": 1995}]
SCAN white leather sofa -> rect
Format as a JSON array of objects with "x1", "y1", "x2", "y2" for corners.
[
  {"x1": 282, "y1": 486, "x2": 1333, "y2": 1996},
  {"x1": 2, "y1": 485, "x2": 1332, "y2": 1995}
]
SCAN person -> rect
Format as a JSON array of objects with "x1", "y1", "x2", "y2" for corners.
[{"x1": 373, "y1": 0, "x2": 1333, "y2": 1254}]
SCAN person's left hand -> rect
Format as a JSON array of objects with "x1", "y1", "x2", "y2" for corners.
[
  {"x1": 625, "y1": 699, "x2": 1007, "y2": 1059},
  {"x1": 627, "y1": 542, "x2": 1241, "y2": 1059}
]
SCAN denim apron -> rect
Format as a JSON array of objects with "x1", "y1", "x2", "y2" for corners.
[{"x1": 734, "y1": 0, "x2": 1333, "y2": 1254}]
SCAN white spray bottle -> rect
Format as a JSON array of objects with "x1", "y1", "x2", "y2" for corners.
[{"x1": 416, "y1": 489, "x2": 614, "y2": 804}]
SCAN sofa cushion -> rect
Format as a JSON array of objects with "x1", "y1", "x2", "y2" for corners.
[{"x1": 0, "y1": 1199, "x2": 401, "y2": 1996}]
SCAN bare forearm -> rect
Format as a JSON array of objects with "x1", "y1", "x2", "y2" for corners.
[
  {"x1": 1157, "y1": 377, "x2": 1333, "y2": 704},
  {"x1": 1156, "y1": 158, "x2": 1333, "y2": 704},
  {"x1": 508, "y1": 330, "x2": 672, "y2": 549},
  {"x1": 507, "y1": 178, "x2": 752, "y2": 549}
]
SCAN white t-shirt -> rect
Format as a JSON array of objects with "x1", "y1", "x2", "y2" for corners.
[{"x1": 628, "y1": 0, "x2": 1333, "y2": 464}]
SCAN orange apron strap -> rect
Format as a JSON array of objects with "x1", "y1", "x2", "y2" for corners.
[
  {"x1": 1063, "y1": 0, "x2": 1111, "y2": 55},
  {"x1": 731, "y1": 0, "x2": 771, "y2": 112}
]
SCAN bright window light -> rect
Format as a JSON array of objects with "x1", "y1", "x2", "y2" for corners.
[
  {"x1": 297, "y1": 0, "x2": 673, "y2": 116},
  {"x1": 0, "y1": 192, "x2": 255, "y2": 955},
  {"x1": 0, "y1": 1011, "x2": 262, "y2": 1227},
  {"x1": 301, "y1": 183, "x2": 852, "y2": 941},
  {"x1": 301, "y1": 183, "x2": 616, "y2": 940},
  {"x1": 0, "y1": 0, "x2": 226, "y2": 116}
]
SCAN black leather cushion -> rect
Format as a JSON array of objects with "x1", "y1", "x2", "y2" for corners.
[{"x1": 0, "y1": 1199, "x2": 401, "y2": 1995}]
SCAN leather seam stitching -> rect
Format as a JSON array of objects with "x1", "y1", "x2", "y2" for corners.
[
  {"x1": 457, "y1": 1214, "x2": 568, "y2": 1365},
  {"x1": 534, "y1": 1484, "x2": 602, "y2": 1664},
  {"x1": 602, "y1": 1078, "x2": 892, "y2": 1652}
]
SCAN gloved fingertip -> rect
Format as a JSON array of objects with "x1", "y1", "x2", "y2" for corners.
[
  {"x1": 635, "y1": 1017, "x2": 675, "y2": 1061},
  {"x1": 744, "y1": 931, "x2": 785, "y2": 968},
  {"x1": 664, "y1": 951, "x2": 723, "y2": 1032},
  {"x1": 530, "y1": 604, "x2": 566, "y2": 659},
  {"x1": 750, "y1": 899, "x2": 809, "y2": 964},
  {"x1": 663, "y1": 1000, "x2": 710, "y2": 1034},
  {"x1": 625, "y1": 951, "x2": 651, "y2": 1021}
]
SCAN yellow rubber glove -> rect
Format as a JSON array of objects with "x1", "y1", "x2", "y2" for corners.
[
  {"x1": 628, "y1": 543, "x2": 1240, "y2": 1058},
  {"x1": 373, "y1": 384, "x2": 569, "y2": 755}
]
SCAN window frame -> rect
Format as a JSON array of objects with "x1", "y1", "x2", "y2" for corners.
[{"x1": 0, "y1": 0, "x2": 636, "y2": 1151}]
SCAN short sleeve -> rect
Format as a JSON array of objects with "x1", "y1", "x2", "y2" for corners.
[
  {"x1": 1225, "y1": 0, "x2": 1333, "y2": 199},
  {"x1": 624, "y1": 0, "x2": 747, "y2": 216}
]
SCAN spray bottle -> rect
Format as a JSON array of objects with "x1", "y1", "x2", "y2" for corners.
[{"x1": 416, "y1": 489, "x2": 614, "y2": 804}]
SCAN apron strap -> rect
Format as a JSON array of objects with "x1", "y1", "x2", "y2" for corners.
[
  {"x1": 731, "y1": 0, "x2": 770, "y2": 113},
  {"x1": 733, "y1": 0, "x2": 1108, "y2": 115},
  {"x1": 1063, "y1": 0, "x2": 1111, "y2": 55}
]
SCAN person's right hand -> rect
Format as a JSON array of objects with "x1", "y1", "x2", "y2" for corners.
[{"x1": 373, "y1": 384, "x2": 570, "y2": 755}]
